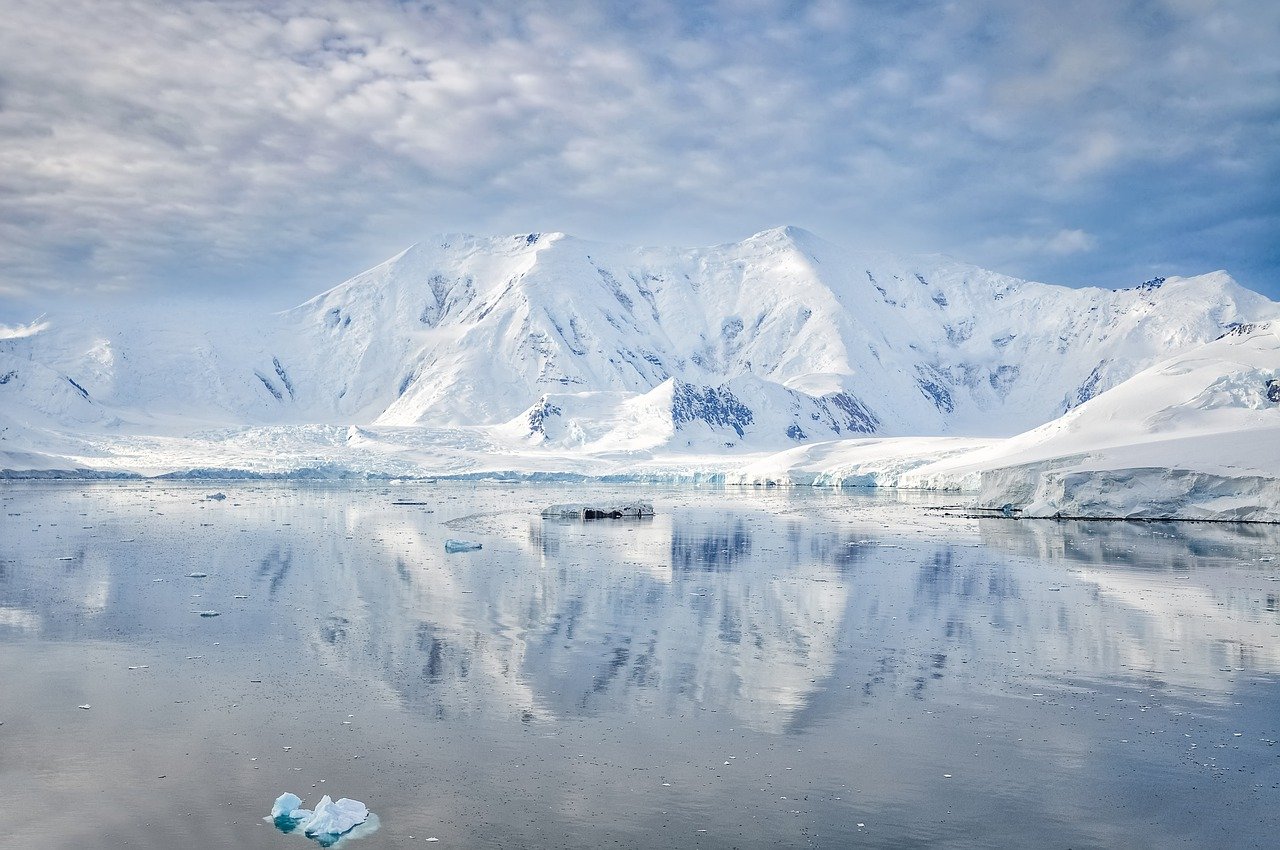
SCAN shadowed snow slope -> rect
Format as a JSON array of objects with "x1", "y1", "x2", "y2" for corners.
[
  {"x1": 736, "y1": 324, "x2": 1280, "y2": 521},
  {"x1": 1, "y1": 228, "x2": 1278, "y2": 519},
  {"x1": 904, "y1": 322, "x2": 1280, "y2": 521}
]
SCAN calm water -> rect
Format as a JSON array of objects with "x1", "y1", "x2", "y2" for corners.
[{"x1": 1, "y1": 483, "x2": 1277, "y2": 848}]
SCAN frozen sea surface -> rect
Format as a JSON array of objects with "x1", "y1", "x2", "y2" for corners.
[{"x1": 1, "y1": 482, "x2": 1278, "y2": 848}]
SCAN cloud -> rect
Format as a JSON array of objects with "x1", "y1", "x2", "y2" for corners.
[
  {"x1": 1044, "y1": 229, "x2": 1097, "y2": 256},
  {"x1": 980, "y1": 227, "x2": 1097, "y2": 267},
  {"x1": 0, "y1": 316, "x2": 48, "y2": 339},
  {"x1": 0, "y1": 0, "x2": 1276, "y2": 312}
]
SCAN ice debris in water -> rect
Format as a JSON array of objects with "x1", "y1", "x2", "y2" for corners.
[
  {"x1": 541, "y1": 502, "x2": 654, "y2": 520},
  {"x1": 206, "y1": 492, "x2": 227, "y2": 501},
  {"x1": 269, "y1": 793, "x2": 372, "y2": 845},
  {"x1": 188, "y1": 572, "x2": 208, "y2": 578},
  {"x1": 444, "y1": 539, "x2": 482, "y2": 553}
]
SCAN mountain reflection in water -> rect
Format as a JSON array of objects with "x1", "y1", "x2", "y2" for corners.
[
  {"x1": 5, "y1": 486, "x2": 1277, "y2": 725},
  {"x1": 1, "y1": 483, "x2": 1277, "y2": 849}
]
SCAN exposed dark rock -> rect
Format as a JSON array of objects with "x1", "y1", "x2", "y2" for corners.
[
  {"x1": 527, "y1": 397, "x2": 563, "y2": 434},
  {"x1": 915, "y1": 370, "x2": 954, "y2": 413},
  {"x1": 671, "y1": 381, "x2": 754, "y2": 437},
  {"x1": 66, "y1": 377, "x2": 90, "y2": 400}
]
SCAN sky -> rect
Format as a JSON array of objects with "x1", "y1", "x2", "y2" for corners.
[{"x1": 0, "y1": 0, "x2": 1277, "y2": 319}]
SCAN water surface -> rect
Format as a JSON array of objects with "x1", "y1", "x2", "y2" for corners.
[{"x1": 1, "y1": 483, "x2": 1277, "y2": 848}]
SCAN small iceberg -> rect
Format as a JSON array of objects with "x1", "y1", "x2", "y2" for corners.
[
  {"x1": 444, "y1": 539, "x2": 483, "y2": 553},
  {"x1": 269, "y1": 792, "x2": 376, "y2": 846},
  {"x1": 272, "y1": 793, "x2": 306, "y2": 820},
  {"x1": 206, "y1": 492, "x2": 227, "y2": 501},
  {"x1": 304, "y1": 796, "x2": 370, "y2": 838},
  {"x1": 541, "y1": 502, "x2": 654, "y2": 520}
]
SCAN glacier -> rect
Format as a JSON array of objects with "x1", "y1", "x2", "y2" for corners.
[{"x1": 1, "y1": 227, "x2": 1277, "y2": 521}]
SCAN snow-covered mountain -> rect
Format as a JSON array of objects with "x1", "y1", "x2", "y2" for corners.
[
  {"x1": 907, "y1": 321, "x2": 1280, "y2": 521},
  {"x1": 2, "y1": 226, "x2": 1279, "y2": 521},
  {"x1": 3, "y1": 227, "x2": 1275, "y2": 457},
  {"x1": 734, "y1": 321, "x2": 1280, "y2": 521}
]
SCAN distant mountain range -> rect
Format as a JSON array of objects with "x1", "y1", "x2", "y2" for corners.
[{"x1": 3, "y1": 226, "x2": 1273, "y2": 451}]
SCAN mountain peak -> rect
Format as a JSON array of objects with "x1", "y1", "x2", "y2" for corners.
[
  {"x1": 746, "y1": 225, "x2": 820, "y2": 245},
  {"x1": 404, "y1": 230, "x2": 570, "y2": 252}
]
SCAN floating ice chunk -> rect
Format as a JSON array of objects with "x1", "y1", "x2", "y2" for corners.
[
  {"x1": 303, "y1": 796, "x2": 369, "y2": 837},
  {"x1": 271, "y1": 793, "x2": 308, "y2": 820},
  {"x1": 269, "y1": 793, "x2": 374, "y2": 845},
  {"x1": 188, "y1": 572, "x2": 208, "y2": 578},
  {"x1": 444, "y1": 539, "x2": 482, "y2": 553},
  {"x1": 541, "y1": 502, "x2": 654, "y2": 520},
  {"x1": 196, "y1": 610, "x2": 220, "y2": 617},
  {"x1": 206, "y1": 492, "x2": 227, "y2": 501}
]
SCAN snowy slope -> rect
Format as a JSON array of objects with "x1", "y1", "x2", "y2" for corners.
[
  {"x1": 731, "y1": 323, "x2": 1280, "y2": 520},
  {"x1": 901, "y1": 322, "x2": 1280, "y2": 520}
]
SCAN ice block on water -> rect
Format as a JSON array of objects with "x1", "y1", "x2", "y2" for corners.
[
  {"x1": 271, "y1": 792, "x2": 309, "y2": 820},
  {"x1": 302, "y1": 795, "x2": 370, "y2": 837},
  {"x1": 270, "y1": 792, "x2": 370, "y2": 842},
  {"x1": 444, "y1": 539, "x2": 482, "y2": 553},
  {"x1": 541, "y1": 502, "x2": 654, "y2": 520}
]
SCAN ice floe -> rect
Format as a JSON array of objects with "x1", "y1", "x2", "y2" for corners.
[
  {"x1": 269, "y1": 792, "x2": 376, "y2": 846},
  {"x1": 444, "y1": 539, "x2": 482, "y2": 553},
  {"x1": 541, "y1": 502, "x2": 654, "y2": 520}
]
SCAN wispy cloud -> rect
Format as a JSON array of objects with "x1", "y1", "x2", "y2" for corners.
[
  {"x1": 1045, "y1": 229, "x2": 1097, "y2": 256},
  {"x1": 0, "y1": 0, "x2": 1276, "y2": 311},
  {"x1": 0, "y1": 316, "x2": 48, "y2": 339}
]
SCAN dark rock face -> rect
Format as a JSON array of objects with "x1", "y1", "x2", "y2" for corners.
[
  {"x1": 66, "y1": 377, "x2": 90, "y2": 400},
  {"x1": 527, "y1": 397, "x2": 563, "y2": 434},
  {"x1": 989, "y1": 364, "x2": 1020, "y2": 397},
  {"x1": 255, "y1": 371, "x2": 283, "y2": 400},
  {"x1": 671, "y1": 381, "x2": 754, "y2": 437},
  {"x1": 824, "y1": 392, "x2": 880, "y2": 434},
  {"x1": 1072, "y1": 362, "x2": 1107, "y2": 408},
  {"x1": 272, "y1": 357, "x2": 296, "y2": 399},
  {"x1": 1220, "y1": 322, "x2": 1261, "y2": 339},
  {"x1": 1267, "y1": 379, "x2": 1280, "y2": 404},
  {"x1": 915, "y1": 375, "x2": 954, "y2": 413}
]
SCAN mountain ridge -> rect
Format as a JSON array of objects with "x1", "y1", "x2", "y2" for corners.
[{"x1": 1, "y1": 227, "x2": 1275, "y2": 458}]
